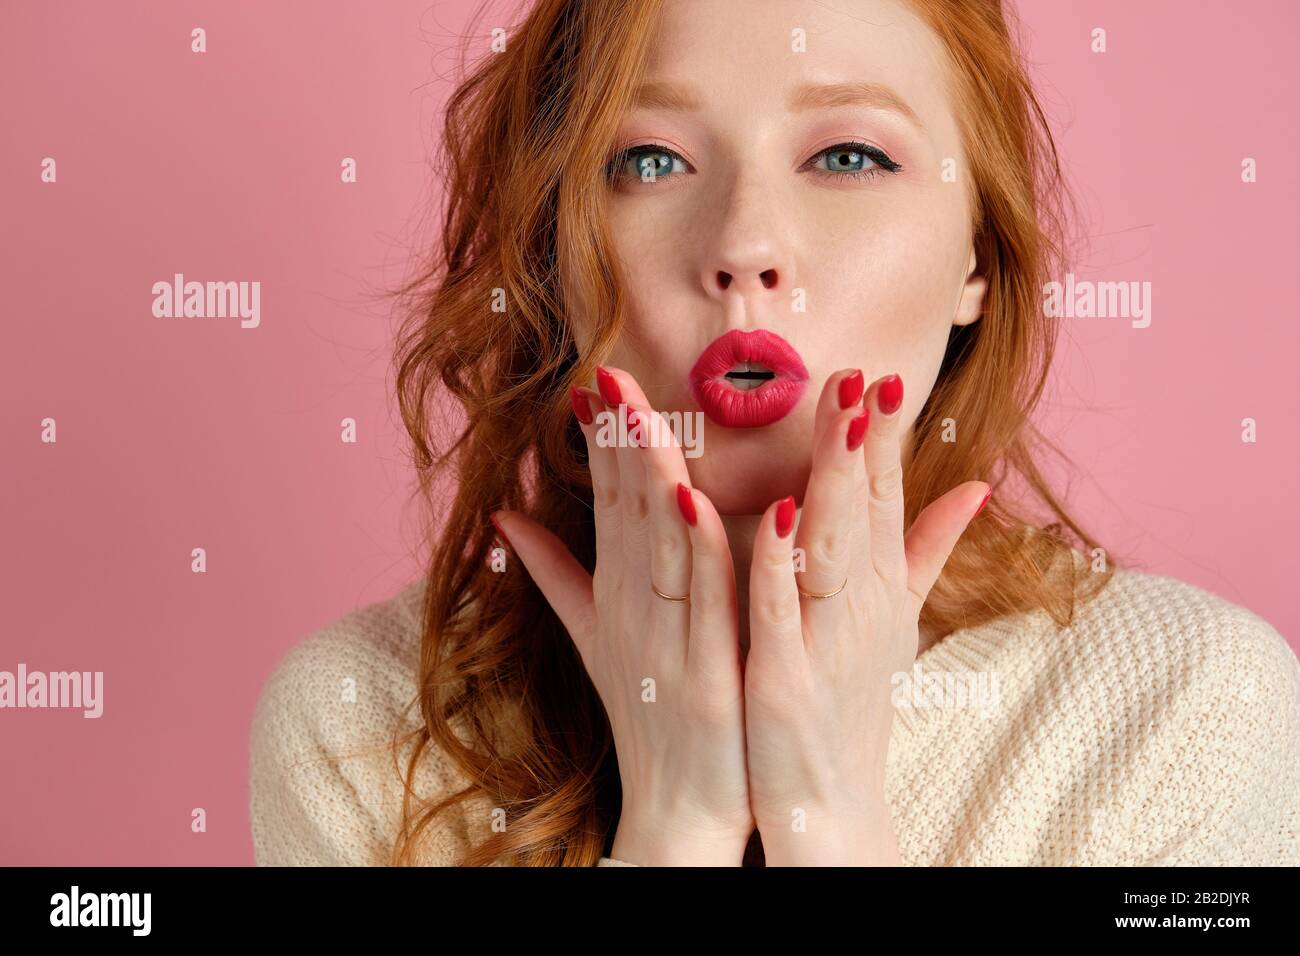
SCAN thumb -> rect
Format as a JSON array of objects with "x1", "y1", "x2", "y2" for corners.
[
  {"x1": 901, "y1": 482, "x2": 990, "y2": 619},
  {"x1": 490, "y1": 509, "x2": 596, "y2": 654}
]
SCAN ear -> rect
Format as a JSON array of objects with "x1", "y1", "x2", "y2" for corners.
[{"x1": 953, "y1": 245, "x2": 987, "y2": 327}]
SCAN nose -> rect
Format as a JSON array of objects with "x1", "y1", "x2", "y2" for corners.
[
  {"x1": 712, "y1": 266, "x2": 780, "y2": 293},
  {"x1": 705, "y1": 253, "x2": 789, "y2": 299},
  {"x1": 700, "y1": 199, "x2": 795, "y2": 311}
]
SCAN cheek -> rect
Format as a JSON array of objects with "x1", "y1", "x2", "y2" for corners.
[
  {"x1": 566, "y1": 209, "x2": 675, "y2": 358},
  {"x1": 606, "y1": 212, "x2": 688, "y2": 348},
  {"x1": 807, "y1": 205, "x2": 968, "y2": 423},
  {"x1": 817, "y1": 206, "x2": 967, "y2": 353},
  {"x1": 572, "y1": 206, "x2": 698, "y2": 408}
]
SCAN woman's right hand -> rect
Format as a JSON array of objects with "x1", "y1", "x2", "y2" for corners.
[{"x1": 491, "y1": 365, "x2": 752, "y2": 865}]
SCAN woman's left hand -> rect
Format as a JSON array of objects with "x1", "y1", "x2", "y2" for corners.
[{"x1": 743, "y1": 369, "x2": 991, "y2": 865}]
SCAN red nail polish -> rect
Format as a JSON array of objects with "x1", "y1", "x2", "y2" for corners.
[
  {"x1": 596, "y1": 366, "x2": 623, "y2": 406},
  {"x1": 877, "y1": 374, "x2": 903, "y2": 415},
  {"x1": 846, "y1": 411, "x2": 870, "y2": 451},
  {"x1": 626, "y1": 408, "x2": 647, "y2": 447},
  {"x1": 676, "y1": 482, "x2": 697, "y2": 526},
  {"x1": 570, "y1": 386, "x2": 593, "y2": 425},
  {"x1": 838, "y1": 369, "x2": 864, "y2": 409},
  {"x1": 489, "y1": 511, "x2": 512, "y2": 548},
  {"x1": 775, "y1": 496, "x2": 796, "y2": 538},
  {"x1": 974, "y1": 489, "x2": 991, "y2": 517}
]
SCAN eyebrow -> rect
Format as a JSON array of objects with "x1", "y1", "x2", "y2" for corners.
[{"x1": 630, "y1": 80, "x2": 924, "y2": 130}]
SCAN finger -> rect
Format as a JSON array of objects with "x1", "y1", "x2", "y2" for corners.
[
  {"x1": 490, "y1": 509, "x2": 596, "y2": 655},
  {"x1": 902, "y1": 483, "x2": 990, "y2": 619},
  {"x1": 606, "y1": 369, "x2": 695, "y2": 605},
  {"x1": 794, "y1": 372, "x2": 869, "y2": 598},
  {"x1": 680, "y1": 484, "x2": 742, "y2": 679},
  {"x1": 748, "y1": 495, "x2": 805, "y2": 669},
  {"x1": 571, "y1": 384, "x2": 621, "y2": 569},
  {"x1": 812, "y1": 367, "x2": 865, "y2": 453},
  {"x1": 861, "y1": 372, "x2": 907, "y2": 587},
  {"x1": 595, "y1": 366, "x2": 650, "y2": 572}
]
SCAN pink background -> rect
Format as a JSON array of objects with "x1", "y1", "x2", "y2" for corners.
[{"x1": 2, "y1": 0, "x2": 1297, "y2": 864}]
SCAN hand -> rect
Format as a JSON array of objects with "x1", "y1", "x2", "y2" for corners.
[
  {"x1": 493, "y1": 366, "x2": 753, "y2": 865},
  {"x1": 742, "y1": 369, "x2": 990, "y2": 865}
]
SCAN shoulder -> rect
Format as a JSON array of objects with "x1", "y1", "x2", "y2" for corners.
[
  {"x1": 1061, "y1": 558, "x2": 1299, "y2": 708},
  {"x1": 248, "y1": 577, "x2": 481, "y2": 865},
  {"x1": 252, "y1": 576, "x2": 429, "y2": 738},
  {"x1": 1063, "y1": 561, "x2": 1300, "y2": 863},
  {"x1": 1054, "y1": 557, "x2": 1300, "y2": 810},
  {"x1": 1000, "y1": 550, "x2": 1300, "y2": 776},
  {"x1": 981, "y1": 554, "x2": 1300, "y2": 863}
]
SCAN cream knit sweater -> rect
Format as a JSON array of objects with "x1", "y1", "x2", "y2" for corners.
[{"x1": 248, "y1": 556, "x2": 1300, "y2": 866}]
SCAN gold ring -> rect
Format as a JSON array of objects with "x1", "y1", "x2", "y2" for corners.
[
  {"x1": 796, "y1": 576, "x2": 848, "y2": 599},
  {"x1": 651, "y1": 582, "x2": 689, "y2": 603}
]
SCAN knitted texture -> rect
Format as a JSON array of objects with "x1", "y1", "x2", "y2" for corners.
[{"x1": 249, "y1": 559, "x2": 1300, "y2": 866}]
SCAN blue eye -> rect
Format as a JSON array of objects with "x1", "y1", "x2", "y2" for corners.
[
  {"x1": 806, "y1": 141, "x2": 903, "y2": 182},
  {"x1": 604, "y1": 145, "x2": 688, "y2": 185},
  {"x1": 605, "y1": 140, "x2": 903, "y2": 187}
]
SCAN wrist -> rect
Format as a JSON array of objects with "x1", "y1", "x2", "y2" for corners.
[
  {"x1": 612, "y1": 810, "x2": 751, "y2": 866},
  {"x1": 756, "y1": 795, "x2": 901, "y2": 866}
]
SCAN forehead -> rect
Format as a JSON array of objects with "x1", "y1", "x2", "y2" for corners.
[{"x1": 639, "y1": 0, "x2": 960, "y2": 151}]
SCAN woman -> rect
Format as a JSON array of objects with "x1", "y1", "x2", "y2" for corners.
[{"x1": 248, "y1": 0, "x2": 1300, "y2": 866}]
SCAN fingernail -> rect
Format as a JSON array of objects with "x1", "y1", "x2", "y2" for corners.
[
  {"x1": 838, "y1": 369, "x2": 864, "y2": 409},
  {"x1": 775, "y1": 496, "x2": 796, "y2": 538},
  {"x1": 974, "y1": 489, "x2": 991, "y2": 517},
  {"x1": 676, "y1": 482, "x2": 698, "y2": 526},
  {"x1": 626, "y1": 408, "x2": 646, "y2": 447},
  {"x1": 570, "y1": 386, "x2": 593, "y2": 425},
  {"x1": 846, "y1": 410, "x2": 870, "y2": 451},
  {"x1": 596, "y1": 366, "x2": 622, "y2": 406},
  {"x1": 489, "y1": 511, "x2": 512, "y2": 548},
  {"x1": 877, "y1": 374, "x2": 903, "y2": 415}
]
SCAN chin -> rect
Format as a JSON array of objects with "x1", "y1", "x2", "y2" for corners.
[{"x1": 689, "y1": 434, "x2": 812, "y2": 515}]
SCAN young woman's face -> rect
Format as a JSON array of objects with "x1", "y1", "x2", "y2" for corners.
[{"x1": 585, "y1": 0, "x2": 986, "y2": 515}]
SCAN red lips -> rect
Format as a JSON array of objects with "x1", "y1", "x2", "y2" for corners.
[{"x1": 688, "y1": 329, "x2": 810, "y2": 428}]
